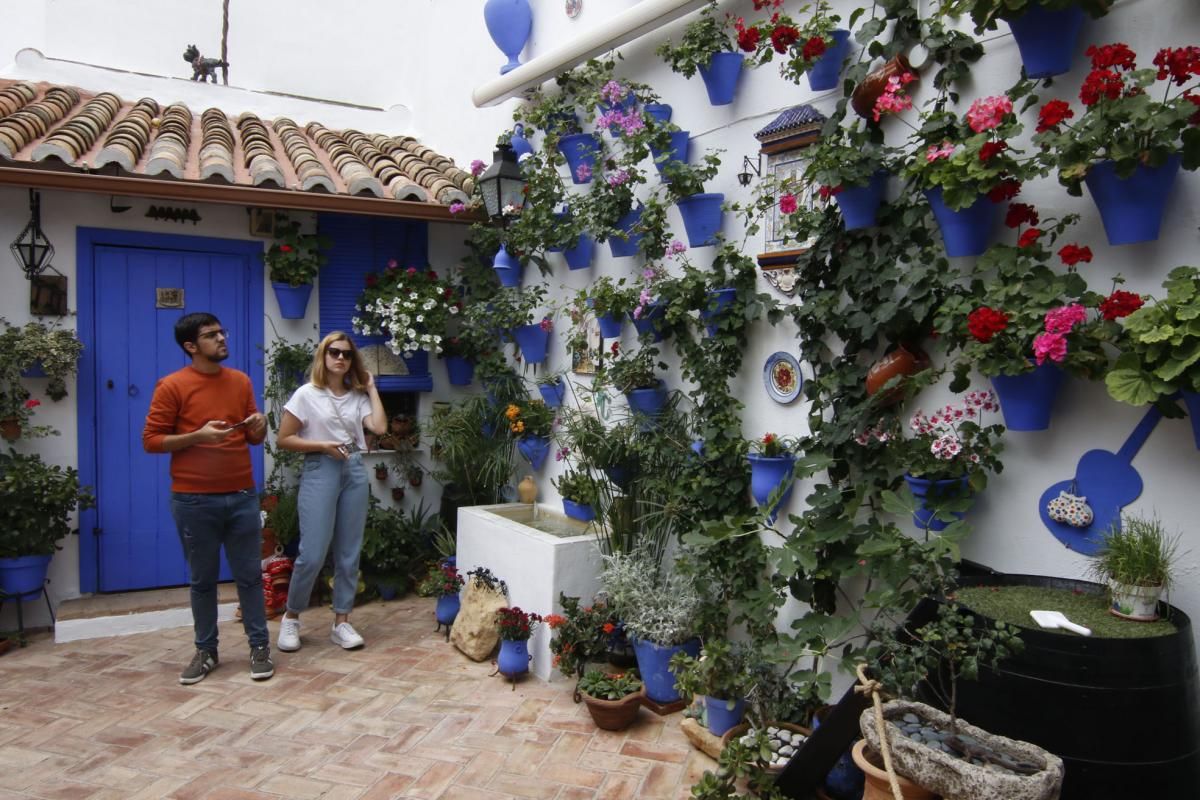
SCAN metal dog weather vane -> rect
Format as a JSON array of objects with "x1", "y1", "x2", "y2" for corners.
[{"x1": 183, "y1": 45, "x2": 229, "y2": 83}]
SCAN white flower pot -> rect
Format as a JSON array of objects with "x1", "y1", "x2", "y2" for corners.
[{"x1": 1109, "y1": 582, "x2": 1163, "y2": 621}]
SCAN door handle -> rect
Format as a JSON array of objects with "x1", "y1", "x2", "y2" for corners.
[
  {"x1": 128, "y1": 384, "x2": 139, "y2": 397},
  {"x1": 106, "y1": 379, "x2": 114, "y2": 389}
]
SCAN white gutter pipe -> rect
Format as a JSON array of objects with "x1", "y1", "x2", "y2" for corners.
[{"x1": 472, "y1": 0, "x2": 715, "y2": 108}]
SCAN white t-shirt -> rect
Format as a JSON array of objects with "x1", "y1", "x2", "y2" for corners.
[{"x1": 284, "y1": 383, "x2": 372, "y2": 451}]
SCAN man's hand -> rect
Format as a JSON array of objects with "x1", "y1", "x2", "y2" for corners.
[
  {"x1": 241, "y1": 412, "x2": 267, "y2": 438},
  {"x1": 196, "y1": 420, "x2": 234, "y2": 444}
]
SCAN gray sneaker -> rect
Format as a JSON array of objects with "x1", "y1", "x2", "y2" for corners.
[
  {"x1": 179, "y1": 648, "x2": 217, "y2": 685},
  {"x1": 249, "y1": 645, "x2": 274, "y2": 680}
]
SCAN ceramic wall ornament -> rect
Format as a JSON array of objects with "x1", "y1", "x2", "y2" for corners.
[
  {"x1": 763, "y1": 352, "x2": 803, "y2": 404},
  {"x1": 565, "y1": 0, "x2": 581, "y2": 18}
]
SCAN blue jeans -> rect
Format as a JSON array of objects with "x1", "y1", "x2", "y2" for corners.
[
  {"x1": 170, "y1": 488, "x2": 268, "y2": 652},
  {"x1": 288, "y1": 453, "x2": 367, "y2": 616}
]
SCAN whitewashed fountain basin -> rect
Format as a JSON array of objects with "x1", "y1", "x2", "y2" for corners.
[{"x1": 456, "y1": 503, "x2": 603, "y2": 680}]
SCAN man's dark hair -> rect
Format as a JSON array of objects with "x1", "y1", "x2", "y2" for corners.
[{"x1": 174, "y1": 312, "x2": 222, "y2": 353}]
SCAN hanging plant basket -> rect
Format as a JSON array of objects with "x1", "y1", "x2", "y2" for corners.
[{"x1": 272, "y1": 282, "x2": 313, "y2": 319}]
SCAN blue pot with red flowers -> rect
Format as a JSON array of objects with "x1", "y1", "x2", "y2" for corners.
[
  {"x1": 698, "y1": 52, "x2": 744, "y2": 106},
  {"x1": 497, "y1": 638, "x2": 530, "y2": 677},
  {"x1": 1084, "y1": 155, "x2": 1182, "y2": 246},
  {"x1": 807, "y1": 29, "x2": 852, "y2": 92},
  {"x1": 435, "y1": 593, "x2": 461, "y2": 627}
]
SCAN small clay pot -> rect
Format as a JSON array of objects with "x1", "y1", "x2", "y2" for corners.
[
  {"x1": 853, "y1": 55, "x2": 916, "y2": 121},
  {"x1": 391, "y1": 486, "x2": 406, "y2": 502},
  {"x1": 866, "y1": 345, "x2": 930, "y2": 405},
  {"x1": 0, "y1": 417, "x2": 20, "y2": 442},
  {"x1": 852, "y1": 740, "x2": 937, "y2": 800},
  {"x1": 374, "y1": 464, "x2": 389, "y2": 481}
]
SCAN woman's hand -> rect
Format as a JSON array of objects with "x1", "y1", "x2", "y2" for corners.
[
  {"x1": 321, "y1": 442, "x2": 349, "y2": 461},
  {"x1": 363, "y1": 370, "x2": 376, "y2": 391}
]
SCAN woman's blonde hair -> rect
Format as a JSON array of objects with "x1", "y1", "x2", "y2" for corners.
[{"x1": 310, "y1": 332, "x2": 369, "y2": 392}]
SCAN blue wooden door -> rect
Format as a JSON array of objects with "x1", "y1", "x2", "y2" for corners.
[{"x1": 91, "y1": 243, "x2": 262, "y2": 591}]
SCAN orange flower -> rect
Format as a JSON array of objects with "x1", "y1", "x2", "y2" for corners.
[
  {"x1": 545, "y1": 614, "x2": 567, "y2": 628},
  {"x1": 511, "y1": 420, "x2": 525, "y2": 434},
  {"x1": 505, "y1": 404, "x2": 521, "y2": 421},
  {"x1": 602, "y1": 622, "x2": 615, "y2": 634}
]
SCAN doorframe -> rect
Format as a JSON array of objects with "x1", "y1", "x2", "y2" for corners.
[{"x1": 76, "y1": 227, "x2": 265, "y2": 593}]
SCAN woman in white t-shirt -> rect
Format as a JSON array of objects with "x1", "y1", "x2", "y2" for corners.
[{"x1": 274, "y1": 332, "x2": 386, "y2": 652}]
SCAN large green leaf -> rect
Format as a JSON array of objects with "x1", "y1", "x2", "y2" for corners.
[{"x1": 1106, "y1": 368, "x2": 1167, "y2": 405}]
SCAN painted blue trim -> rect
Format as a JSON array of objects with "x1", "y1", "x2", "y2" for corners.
[{"x1": 76, "y1": 227, "x2": 265, "y2": 593}]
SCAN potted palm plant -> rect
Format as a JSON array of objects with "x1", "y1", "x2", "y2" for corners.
[
  {"x1": 1087, "y1": 513, "x2": 1180, "y2": 621},
  {"x1": 0, "y1": 450, "x2": 95, "y2": 598}
]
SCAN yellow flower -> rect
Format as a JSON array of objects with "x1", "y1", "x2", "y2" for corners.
[
  {"x1": 511, "y1": 421, "x2": 525, "y2": 434},
  {"x1": 505, "y1": 404, "x2": 521, "y2": 421}
]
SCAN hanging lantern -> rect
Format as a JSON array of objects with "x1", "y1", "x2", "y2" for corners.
[
  {"x1": 477, "y1": 142, "x2": 526, "y2": 222},
  {"x1": 10, "y1": 190, "x2": 54, "y2": 278}
]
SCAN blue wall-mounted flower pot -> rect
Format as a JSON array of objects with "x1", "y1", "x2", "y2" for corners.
[
  {"x1": 597, "y1": 313, "x2": 625, "y2": 339},
  {"x1": 562, "y1": 498, "x2": 596, "y2": 522},
  {"x1": 632, "y1": 301, "x2": 667, "y2": 342},
  {"x1": 701, "y1": 288, "x2": 737, "y2": 336},
  {"x1": 698, "y1": 52, "x2": 744, "y2": 106},
  {"x1": 1006, "y1": 3, "x2": 1086, "y2": 79},
  {"x1": 272, "y1": 282, "x2": 312, "y2": 319},
  {"x1": 991, "y1": 362, "x2": 1065, "y2": 431},
  {"x1": 835, "y1": 171, "x2": 889, "y2": 230},
  {"x1": 625, "y1": 381, "x2": 668, "y2": 418},
  {"x1": 1084, "y1": 155, "x2": 1181, "y2": 246},
  {"x1": 538, "y1": 379, "x2": 566, "y2": 408},
  {"x1": 651, "y1": 130, "x2": 691, "y2": 177},
  {"x1": 807, "y1": 29, "x2": 852, "y2": 91},
  {"x1": 493, "y1": 245, "x2": 524, "y2": 287},
  {"x1": 609, "y1": 206, "x2": 644, "y2": 258},
  {"x1": 483, "y1": 0, "x2": 533, "y2": 75},
  {"x1": 557, "y1": 133, "x2": 600, "y2": 184},
  {"x1": 925, "y1": 188, "x2": 997, "y2": 257},
  {"x1": 1183, "y1": 391, "x2": 1200, "y2": 451},
  {"x1": 511, "y1": 323, "x2": 550, "y2": 363},
  {"x1": 564, "y1": 234, "x2": 594, "y2": 269},
  {"x1": 509, "y1": 123, "x2": 533, "y2": 160},
  {"x1": 444, "y1": 356, "x2": 474, "y2": 386},
  {"x1": 676, "y1": 192, "x2": 724, "y2": 247},
  {"x1": 518, "y1": 435, "x2": 551, "y2": 469},
  {"x1": 643, "y1": 103, "x2": 673, "y2": 126},
  {"x1": 904, "y1": 474, "x2": 971, "y2": 531},
  {"x1": 748, "y1": 454, "x2": 796, "y2": 523}
]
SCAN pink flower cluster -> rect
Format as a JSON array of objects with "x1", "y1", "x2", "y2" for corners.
[
  {"x1": 667, "y1": 240, "x2": 687, "y2": 256},
  {"x1": 926, "y1": 141, "x2": 956, "y2": 162},
  {"x1": 539, "y1": 316, "x2": 554, "y2": 333},
  {"x1": 606, "y1": 168, "x2": 631, "y2": 187},
  {"x1": 872, "y1": 72, "x2": 916, "y2": 122},
  {"x1": 600, "y1": 81, "x2": 628, "y2": 104},
  {"x1": 966, "y1": 95, "x2": 1013, "y2": 133},
  {"x1": 575, "y1": 163, "x2": 592, "y2": 182},
  {"x1": 448, "y1": 201, "x2": 466, "y2": 215},
  {"x1": 1044, "y1": 303, "x2": 1088, "y2": 334},
  {"x1": 596, "y1": 108, "x2": 645, "y2": 136},
  {"x1": 1033, "y1": 304, "x2": 1089, "y2": 365},
  {"x1": 470, "y1": 159, "x2": 486, "y2": 177},
  {"x1": 909, "y1": 393, "x2": 997, "y2": 463},
  {"x1": 854, "y1": 425, "x2": 892, "y2": 446}
]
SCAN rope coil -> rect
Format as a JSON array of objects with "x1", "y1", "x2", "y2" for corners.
[{"x1": 855, "y1": 663, "x2": 905, "y2": 800}]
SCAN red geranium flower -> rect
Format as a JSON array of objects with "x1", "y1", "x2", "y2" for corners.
[
  {"x1": 24, "y1": 398, "x2": 40, "y2": 409},
  {"x1": 365, "y1": 273, "x2": 378, "y2": 287},
  {"x1": 979, "y1": 140, "x2": 1008, "y2": 162},
  {"x1": 967, "y1": 307, "x2": 1009, "y2": 343},
  {"x1": 771, "y1": 25, "x2": 801, "y2": 54},
  {"x1": 737, "y1": 26, "x2": 760, "y2": 52},
  {"x1": 1004, "y1": 203, "x2": 1039, "y2": 229},
  {"x1": 1058, "y1": 244, "x2": 1093, "y2": 267},
  {"x1": 1086, "y1": 43, "x2": 1137, "y2": 71},
  {"x1": 1080, "y1": 69, "x2": 1125, "y2": 106},
  {"x1": 602, "y1": 622, "x2": 615, "y2": 634},
  {"x1": 279, "y1": 244, "x2": 293, "y2": 253},
  {"x1": 1099, "y1": 290, "x2": 1145, "y2": 320},
  {"x1": 1018, "y1": 228, "x2": 1042, "y2": 248},
  {"x1": 816, "y1": 185, "x2": 842, "y2": 200},
  {"x1": 801, "y1": 35, "x2": 827, "y2": 60},
  {"x1": 1154, "y1": 46, "x2": 1200, "y2": 86},
  {"x1": 1036, "y1": 100, "x2": 1075, "y2": 133},
  {"x1": 779, "y1": 193, "x2": 798, "y2": 214},
  {"x1": 986, "y1": 179, "x2": 1022, "y2": 203}
]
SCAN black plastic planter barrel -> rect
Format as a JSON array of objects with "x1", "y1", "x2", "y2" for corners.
[{"x1": 954, "y1": 570, "x2": 1200, "y2": 799}]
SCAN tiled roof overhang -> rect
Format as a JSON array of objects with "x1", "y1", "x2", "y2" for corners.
[{"x1": 0, "y1": 80, "x2": 478, "y2": 222}]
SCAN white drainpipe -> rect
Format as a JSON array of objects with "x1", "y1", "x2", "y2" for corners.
[{"x1": 472, "y1": 0, "x2": 716, "y2": 108}]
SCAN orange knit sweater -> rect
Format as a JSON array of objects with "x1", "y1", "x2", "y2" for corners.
[{"x1": 142, "y1": 365, "x2": 259, "y2": 493}]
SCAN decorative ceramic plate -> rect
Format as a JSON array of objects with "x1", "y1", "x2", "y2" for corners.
[{"x1": 763, "y1": 352, "x2": 802, "y2": 404}]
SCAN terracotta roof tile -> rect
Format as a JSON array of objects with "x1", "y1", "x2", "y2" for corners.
[{"x1": 0, "y1": 79, "x2": 470, "y2": 216}]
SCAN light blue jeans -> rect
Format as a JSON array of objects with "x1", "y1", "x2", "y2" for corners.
[{"x1": 287, "y1": 452, "x2": 368, "y2": 616}]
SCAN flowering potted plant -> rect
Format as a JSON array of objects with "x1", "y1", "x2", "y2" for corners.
[
  {"x1": 546, "y1": 593, "x2": 621, "y2": 679},
  {"x1": 603, "y1": 343, "x2": 669, "y2": 420},
  {"x1": 935, "y1": 213, "x2": 1122, "y2": 429},
  {"x1": 1106, "y1": 266, "x2": 1200, "y2": 444},
  {"x1": 506, "y1": 399, "x2": 555, "y2": 469},
  {"x1": 470, "y1": 285, "x2": 551, "y2": 363},
  {"x1": 579, "y1": 277, "x2": 636, "y2": 339},
  {"x1": 264, "y1": 216, "x2": 332, "y2": 318},
  {"x1": 901, "y1": 85, "x2": 1042, "y2": 256},
  {"x1": 576, "y1": 670, "x2": 645, "y2": 730},
  {"x1": 0, "y1": 319, "x2": 80, "y2": 440},
  {"x1": 661, "y1": 153, "x2": 725, "y2": 247},
  {"x1": 739, "y1": 0, "x2": 849, "y2": 91},
  {"x1": 576, "y1": 163, "x2": 648, "y2": 257},
  {"x1": 1033, "y1": 43, "x2": 1200, "y2": 245},
  {"x1": 803, "y1": 121, "x2": 897, "y2": 230},
  {"x1": 860, "y1": 390, "x2": 1005, "y2": 531},
  {"x1": 670, "y1": 639, "x2": 753, "y2": 736},
  {"x1": 553, "y1": 467, "x2": 599, "y2": 522},
  {"x1": 937, "y1": 0, "x2": 1111, "y2": 78},
  {"x1": 494, "y1": 606, "x2": 544, "y2": 680},
  {"x1": 746, "y1": 433, "x2": 798, "y2": 523},
  {"x1": 418, "y1": 563, "x2": 465, "y2": 630},
  {"x1": 656, "y1": 2, "x2": 748, "y2": 105},
  {"x1": 353, "y1": 260, "x2": 461, "y2": 358}
]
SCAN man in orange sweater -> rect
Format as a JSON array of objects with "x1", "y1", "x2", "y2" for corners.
[{"x1": 143, "y1": 312, "x2": 274, "y2": 684}]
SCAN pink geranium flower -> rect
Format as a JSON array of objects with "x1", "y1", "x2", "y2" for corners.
[
  {"x1": 966, "y1": 95, "x2": 1013, "y2": 133},
  {"x1": 779, "y1": 194, "x2": 798, "y2": 214},
  {"x1": 574, "y1": 163, "x2": 592, "y2": 182},
  {"x1": 1044, "y1": 304, "x2": 1088, "y2": 334},
  {"x1": 470, "y1": 159, "x2": 486, "y2": 177},
  {"x1": 448, "y1": 201, "x2": 465, "y2": 215},
  {"x1": 1033, "y1": 331, "x2": 1068, "y2": 364},
  {"x1": 926, "y1": 141, "x2": 956, "y2": 162}
]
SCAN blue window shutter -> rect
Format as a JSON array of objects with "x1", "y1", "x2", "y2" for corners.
[{"x1": 317, "y1": 214, "x2": 433, "y2": 392}]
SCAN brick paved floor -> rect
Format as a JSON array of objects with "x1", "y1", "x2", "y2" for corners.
[{"x1": 0, "y1": 595, "x2": 714, "y2": 799}]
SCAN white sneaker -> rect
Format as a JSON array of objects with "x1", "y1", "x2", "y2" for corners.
[
  {"x1": 277, "y1": 616, "x2": 301, "y2": 652},
  {"x1": 331, "y1": 621, "x2": 365, "y2": 650}
]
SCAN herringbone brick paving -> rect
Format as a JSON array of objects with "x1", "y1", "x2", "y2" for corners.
[{"x1": 0, "y1": 596, "x2": 715, "y2": 799}]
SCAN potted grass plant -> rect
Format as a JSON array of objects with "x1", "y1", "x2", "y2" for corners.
[{"x1": 1087, "y1": 513, "x2": 1181, "y2": 622}]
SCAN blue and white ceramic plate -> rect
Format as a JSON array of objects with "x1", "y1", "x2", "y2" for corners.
[{"x1": 763, "y1": 352, "x2": 802, "y2": 404}]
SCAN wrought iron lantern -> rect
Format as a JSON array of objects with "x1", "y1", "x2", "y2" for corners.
[
  {"x1": 477, "y1": 142, "x2": 526, "y2": 222},
  {"x1": 11, "y1": 190, "x2": 54, "y2": 278}
]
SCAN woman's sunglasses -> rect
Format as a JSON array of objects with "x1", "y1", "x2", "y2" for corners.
[{"x1": 327, "y1": 346, "x2": 355, "y2": 360}]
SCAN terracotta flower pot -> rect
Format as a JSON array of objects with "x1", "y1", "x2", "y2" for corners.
[
  {"x1": 391, "y1": 486, "x2": 406, "y2": 502},
  {"x1": 866, "y1": 345, "x2": 930, "y2": 404},
  {"x1": 853, "y1": 55, "x2": 915, "y2": 121},
  {"x1": 852, "y1": 740, "x2": 937, "y2": 800},
  {"x1": 581, "y1": 688, "x2": 643, "y2": 731},
  {"x1": 0, "y1": 417, "x2": 19, "y2": 442},
  {"x1": 374, "y1": 464, "x2": 389, "y2": 481}
]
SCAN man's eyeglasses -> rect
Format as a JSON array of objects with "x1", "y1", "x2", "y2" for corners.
[
  {"x1": 198, "y1": 329, "x2": 229, "y2": 340},
  {"x1": 327, "y1": 346, "x2": 354, "y2": 360}
]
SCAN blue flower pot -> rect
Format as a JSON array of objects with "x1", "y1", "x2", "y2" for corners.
[
  {"x1": 925, "y1": 187, "x2": 997, "y2": 257},
  {"x1": 812, "y1": 708, "x2": 866, "y2": 799},
  {"x1": 483, "y1": 0, "x2": 533, "y2": 75},
  {"x1": 1006, "y1": 3, "x2": 1086, "y2": 79},
  {"x1": 444, "y1": 356, "x2": 474, "y2": 386},
  {"x1": 435, "y1": 593, "x2": 461, "y2": 626},
  {"x1": 748, "y1": 454, "x2": 796, "y2": 524},
  {"x1": 0, "y1": 555, "x2": 51, "y2": 598},
  {"x1": 991, "y1": 362, "x2": 1065, "y2": 431},
  {"x1": 651, "y1": 130, "x2": 691, "y2": 177},
  {"x1": 807, "y1": 29, "x2": 852, "y2": 91},
  {"x1": 518, "y1": 435, "x2": 551, "y2": 469},
  {"x1": 633, "y1": 637, "x2": 701, "y2": 704},
  {"x1": 564, "y1": 234, "x2": 595, "y2": 269},
  {"x1": 632, "y1": 302, "x2": 668, "y2": 342},
  {"x1": 493, "y1": 245, "x2": 524, "y2": 287},
  {"x1": 544, "y1": 110, "x2": 579, "y2": 137},
  {"x1": 511, "y1": 323, "x2": 550, "y2": 363},
  {"x1": 643, "y1": 103, "x2": 673, "y2": 126},
  {"x1": 1084, "y1": 155, "x2": 1182, "y2": 246},
  {"x1": 509, "y1": 123, "x2": 533, "y2": 160},
  {"x1": 597, "y1": 93, "x2": 638, "y2": 137},
  {"x1": 701, "y1": 288, "x2": 736, "y2": 336},
  {"x1": 557, "y1": 133, "x2": 601, "y2": 184},
  {"x1": 597, "y1": 313, "x2": 624, "y2": 339},
  {"x1": 609, "y1": 206, "x2": 644, "y2": 258},
  {"x1": 20, "y1": 360, "x2": 46, "y2": 378},
  {"x1": 497, "y1": 638, "x2": 530, "y2": 677},
  {"x1": 604, "y1": 465, "x2": 632, "y2": 491},
  {"x1": 625, "y1": 381, "x2": 668, "y2": 418},
  {"x1": 538, "y1": 379, "x2": 566, "y2": 408},
  {"x1": 704, "y1": 696, "x2": 747, "y2": 737},
  {"x1": 835, "y1": 171, "x2": 889, "y2": 230},
  {"x1": 1183, "y1": 391, "x2": 1200, "y2": 451},
  {"x1": 377, "y1": 582, "x2": 399, "y2": 601},
  {"x1": 562, "y1": 498, "x2": 596, "y2": 522},
  {"x1": 272, "y1": 282, "x2": 312, "y2": 319},
  {"x1": 698, "y1": 52, "x2": 744, "y2": 106},
  {"x1": 676, "y1": 193, "x2": 724, "y2": 247},
  {"x1": 546, "y1": 212, "x2": 571, "y2": 253},
  {"x1": 904, "y1": 474, "x2": 971, "y2": 532}
]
